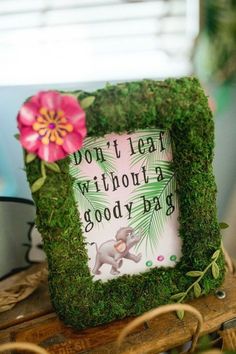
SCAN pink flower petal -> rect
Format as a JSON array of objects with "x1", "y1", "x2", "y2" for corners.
[
  {"x1": 17, "y1": 114, "x2": 23, "y2": 130},
  {"x1": 62, "y1": 132, "x2": 83, "y2": 154},
  {"x1": 61, "y1": 95, "x2": 86, "y2": 135},
  {"x1": 74, "y1": 121, "x2": 87, "y2": 139},
  {"x1": 39, "y1": 91, "x2": 62, "y2": 110},
  {"x1": 18, "y1": 102, "x2": 38, "y2": 126},
  {"x1": 28, "y1": 93, "x2": 41, "y2": 106},
  {"x1": 20, "y1": 127, "x2": 40, "y2": 152},
  {"x1": 38, "y1": 143, "x2": 66, "y2": 163},
  {"x1": 61, "y1": 95, "x2": 78, "y2": 111}
]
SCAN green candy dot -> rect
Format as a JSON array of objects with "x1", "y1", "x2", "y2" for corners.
[
  {"x1": 170, "y1": 255, "x2": 177, "y2": 261},
  {"x1": 146, "y1": 260, "x2": 153, "y2": 267}
]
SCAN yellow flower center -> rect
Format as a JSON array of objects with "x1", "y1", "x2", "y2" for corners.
[{"x1": 33, "y1": 107, "x2": 73, "y2": 145}]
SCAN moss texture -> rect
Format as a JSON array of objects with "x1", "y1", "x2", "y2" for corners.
[{"x1": 25, "y1": 77, "x2": 225, "y2": 329}]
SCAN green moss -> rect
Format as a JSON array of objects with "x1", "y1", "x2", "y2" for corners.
[{"x1": 25, "y1": 77, "x2": 224, "y2": 329}]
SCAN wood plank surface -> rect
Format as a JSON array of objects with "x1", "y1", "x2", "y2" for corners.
[
  {"x1": 0, "y1": 272, "x2": 235, "y2": 353},
  {"x1": 0, "y1": 283, "x2": 52, "y2": 331}
]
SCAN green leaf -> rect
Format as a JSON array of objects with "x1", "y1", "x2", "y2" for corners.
[
  {"x1": 76, "y1": 91, "x2": 83, "y2": 98},
  {"x1": 212, "y1": 262, "x2": 219, "y2": 279},
  {"x1": 219, "y1": 222, "x2": 229, "y2": 229},
  {"x1": 25, "y1": 153, "x2": 37, "y2": 163},
  {"x1": 41, "y1": 162, "x2": 46, "y2": 178},
  {"x1": 170, "y1": 292, "x2": 186, "y2": 301},
  {"x1": 80, "y1": 96, "x2": 95, "y2": 109},
  {"x1": 31, "y1": 177, "x2": 46, "y2": 193},
  {"x1": 70, "y1": 171, "x2": 110, "y2": 218},
  {"x1": 211, "y1": 249, "x2": 220, "y2": 260},
  {"x1": 14, "y1": 133, "x2": 20, "y2": 140},
  {"x1": 186, "y1": 271, "x2": 203, "y2": 277},
  {"x1": 176, "y1": 310, "x2": 185, "y2": 320},
  {"x1": 194, "y1": 283, "x2": 201, "y2": 298},
  {"x1": 72, "y1": 136, "x2": 117, "y2": 176},
  {"x1": 129, "y1": 160, "x2": 176, "y2": 254},
  {"x1": 130, "y1": 130, "x2": 172, "y2": 169},
  {"x1": 44, "y1": 161, "x2": 61, "y2": 173}
]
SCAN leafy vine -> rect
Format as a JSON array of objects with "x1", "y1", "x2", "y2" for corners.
[
  {"x1": 25, "y1": 154, "x2": 61, "y2": 193},
  {"x1": 171, "y1": 249, "x2": 221, "y2": 320}
]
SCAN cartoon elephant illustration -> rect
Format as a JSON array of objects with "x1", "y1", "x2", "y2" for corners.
[{"x1": 91, "y1": 227, "x2": 142, "y2": 276}]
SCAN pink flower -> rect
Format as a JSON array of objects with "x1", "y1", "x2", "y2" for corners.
[{"x1": 17, "y1": 91, "x2": 87, "y2": 162}]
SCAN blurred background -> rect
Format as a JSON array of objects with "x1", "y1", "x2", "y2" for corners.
[{"x1": 0, "y1": 0, "x2": 235, "y2": 276}]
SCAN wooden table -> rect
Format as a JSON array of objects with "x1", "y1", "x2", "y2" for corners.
[{"x1": 0, "y1": 273, "x2": 236, "y2": 353}]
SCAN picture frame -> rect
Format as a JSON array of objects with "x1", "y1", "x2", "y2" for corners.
[{"x1": 24, "y1": 78, "x2": 224, "y2": 329}]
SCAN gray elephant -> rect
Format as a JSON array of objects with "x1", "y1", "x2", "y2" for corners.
[{"x1": 91, "y1": 227, "x2": 142, "y2": 276}]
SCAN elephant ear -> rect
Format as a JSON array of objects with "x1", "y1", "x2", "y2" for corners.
[{"x1": 114, "y1": 240, "x2": 127, "y2": 253}]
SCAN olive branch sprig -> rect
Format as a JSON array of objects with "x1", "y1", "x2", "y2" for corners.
[{"x1": 171, "y1": 249, "x2": 221, "y2": 320}]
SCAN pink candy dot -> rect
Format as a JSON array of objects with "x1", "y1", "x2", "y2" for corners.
[{"x1": 157, "y1": 255, "x2": 164, "y2": 262}]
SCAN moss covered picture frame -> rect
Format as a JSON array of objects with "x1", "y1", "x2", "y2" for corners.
[{"x1": 19, "y1": 77, "x2": 225, "y2": 329}]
